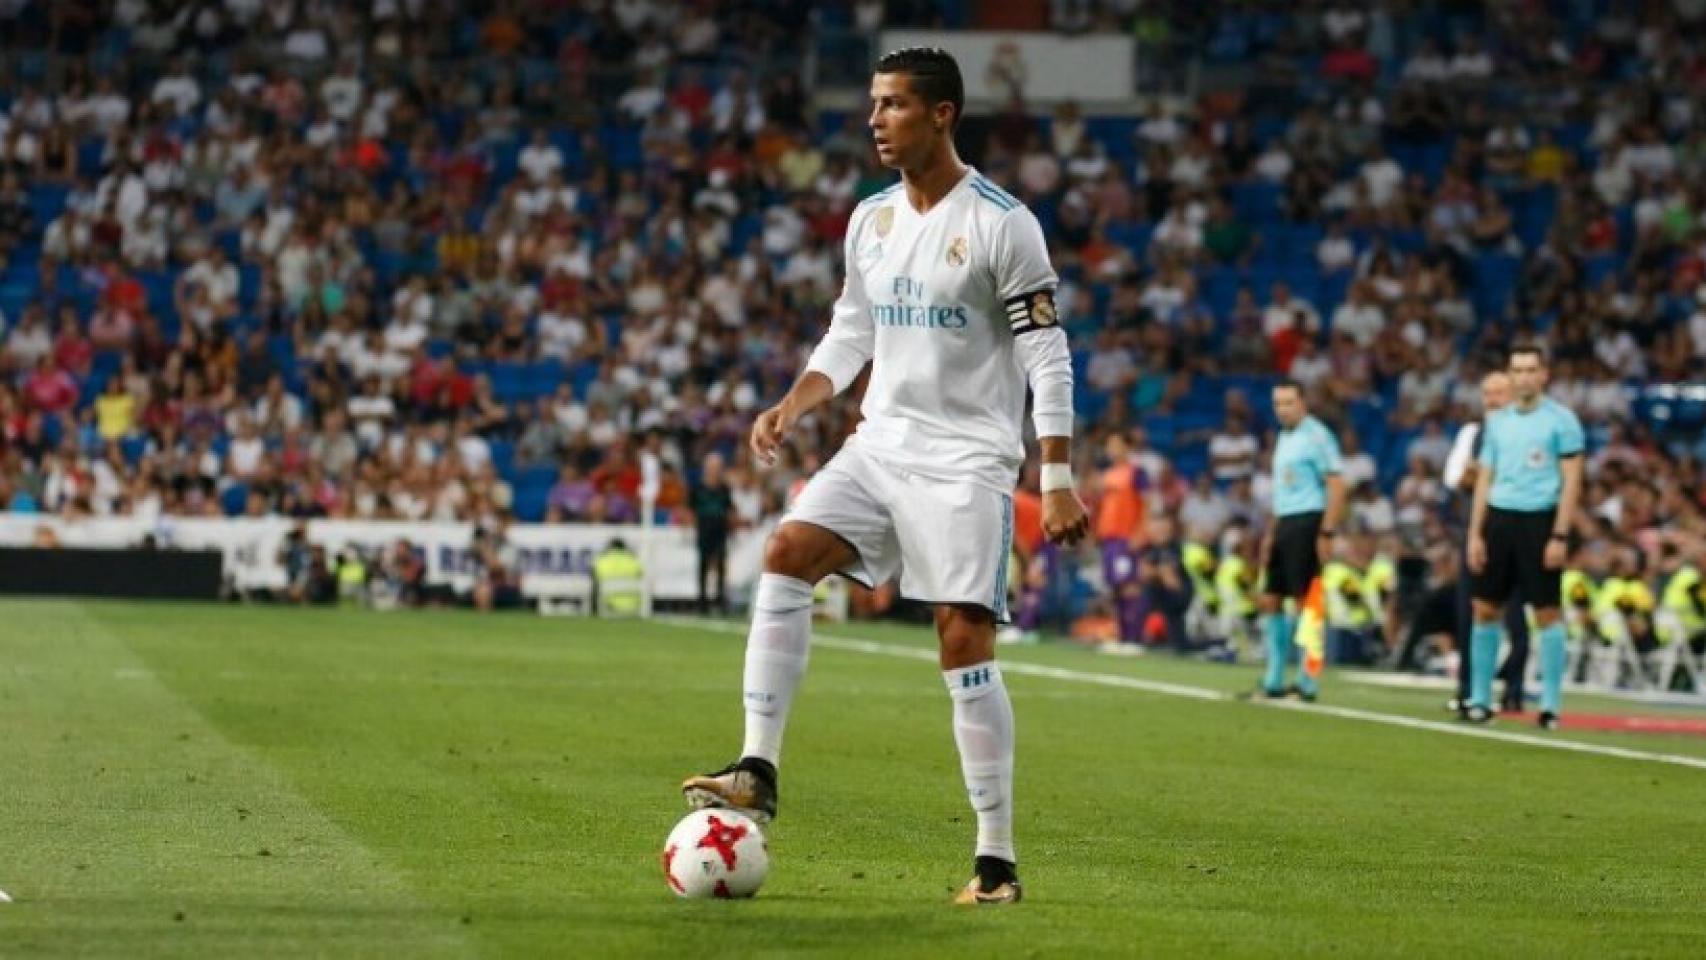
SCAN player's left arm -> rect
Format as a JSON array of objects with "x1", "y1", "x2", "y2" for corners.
[
  {"x1": 998, "y1": 206, "x2": 1087, "y2": 545},
  {"x1": 1549, "y1": 409, "x2": 1587, "y2": 569},
  {"x1": 1317, "y1": 428, "x2": 1347, "y2": 563}
]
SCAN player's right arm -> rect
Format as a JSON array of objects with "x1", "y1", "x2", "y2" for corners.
[
  {"x1": 751, "y1": 216, "x2": 876, "y2": 465},
  {"x1": 1444, "y1": 423, "x2": 1478, "y2": 492}
]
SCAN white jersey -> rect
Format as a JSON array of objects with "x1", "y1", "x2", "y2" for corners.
[{"x1": 806, "y1": 168, "x2": 1067, "y2": 493}]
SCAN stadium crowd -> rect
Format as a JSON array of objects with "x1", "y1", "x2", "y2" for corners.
[{"x1": 0, "y1": 0, "x2": 1703, "y2": 658}]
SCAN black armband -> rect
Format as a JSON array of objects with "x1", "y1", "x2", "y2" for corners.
[{"x1": 1006, "y1": 288, "x2": 1058, "y2": 336}]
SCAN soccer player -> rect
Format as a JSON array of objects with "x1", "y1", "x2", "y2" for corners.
[
  {"x1": 1258, "y1": 382, "x2": 1345, "y2": 700},
  {"x1": 680, "y1": 48, "x2": 1089, "y2": 906},
  {"x1": 1466, "y1": 345, "x2": 1584, "y2": 728}
]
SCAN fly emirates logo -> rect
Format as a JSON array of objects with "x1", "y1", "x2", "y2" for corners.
[{"x1": 871, "y1": 276, "x2": 969, "y2": 329}]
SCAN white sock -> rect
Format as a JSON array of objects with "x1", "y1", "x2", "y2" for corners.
[
  {"x1": 944, "y1": 661, "x2": 1015, "y2": 864},
  {"x1": 739, "y1": 573, "x2": 815, "y2": 767}
]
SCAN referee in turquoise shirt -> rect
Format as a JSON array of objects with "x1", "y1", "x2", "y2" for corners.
[
  {"x1": 1466, "y1": 344, "x2": 1585, "y2": 729},
  {"x1": 1259, "y1": 381, "x2": 1346, "y2": 700}
]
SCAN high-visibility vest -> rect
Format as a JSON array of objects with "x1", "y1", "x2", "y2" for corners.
[
  {"x1": 1183, "y1": 542, "x2": 1218, "y2": 613},
  {"x1": 1560, "y1": 569, "x2": 1596, "y2": 641},
  {"x1": 1216, "y1": 555, "x2": 1257, "y2": 617},
  {"x1": 593, "y1": 547, "x2": 644, "y2": 615},
  {"x1": 1595, "y1": 576, "x2": 1655, "y2": 618},
  {"x1": 1364, "y1": 555, "x2": 1396, "y2": 610},
  {"x1": 1322, "y1": 561, "x2": 1372, "y2": 628},
  {"x1": 337, "y1": 557, "x2": 366, "y2": 600},
  {"x1": 1562, "y1": 569, "x2": 1596, "y2": 611},
  {"x1": 1660, "y1": 566, "x2": 1705, "y2": 640}
]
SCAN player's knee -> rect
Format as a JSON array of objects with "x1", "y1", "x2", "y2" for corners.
[
  {"x1": 1533, "y1": 607, "x2": 1562, "y2": 628},
  {"x1": 1258, "y1": 593, "x2": 1280, "y2": 615},
  {"x1": 1471, "y1": 599, "x2": 1501, "y2": 623},
  {"x1": 762, "y1": 524, "x2": 839, "y2": 582},
  {"x1": 936, "y1": 605, "x2": 996, "y2": 666},
  {"x1": 762, "y1": 529, "x2": 811, "y2": 579}
]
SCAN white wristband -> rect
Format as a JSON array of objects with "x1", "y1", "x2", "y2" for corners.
[{"x1": 1040, "y1": 463, "x2": 1074, "y2": 492}]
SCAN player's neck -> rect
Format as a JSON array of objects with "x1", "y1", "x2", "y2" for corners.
[
  {"x1": 1516, "y1": 394, "x2": 1541, "y2": 412},
  {"x1": 900, "y1": 149, "x2": 968, "y2": 215}
]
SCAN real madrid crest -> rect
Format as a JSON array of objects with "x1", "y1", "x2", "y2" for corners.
[
  {"x1": 1030, "y1": 289, "x2": 1056, "y2": 326},
  {"x1": 874, "y1": 206, "x2": 894, "y2": 238},
  {"x1": 946, "y1": 235, "x2": 968, "y2": 267}
]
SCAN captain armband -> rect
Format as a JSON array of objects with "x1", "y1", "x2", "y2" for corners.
[{"x1": 1006, "y1": 288, "x2": 1059, "y2": 336}]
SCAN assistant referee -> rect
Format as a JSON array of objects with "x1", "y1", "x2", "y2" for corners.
[
  {"x1": 1466, "y1": 345, "x2": 1585, "y2": 729},
  {"x1": 1442, "y1": 370, "x2": 1530, "y2": 715},
  {"x1": 1259, "y1": 381, "x2": 1346, "y2": 700}
]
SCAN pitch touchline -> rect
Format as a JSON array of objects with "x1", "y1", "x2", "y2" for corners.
[{"x1": 657, "y1": 618, "x2": 1706, "y2": 773}]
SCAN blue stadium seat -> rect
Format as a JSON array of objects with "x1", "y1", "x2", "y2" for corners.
[
  {"x1": 488, "y1": 364, "x2": 526, "y2": 403},
  {"x1": 26, "y1": 184, "x2": 68, "y2": 224},
  {"x1": 527, "y1": 360, "x2": 566, "y2": 398},
  {"x1": 1582, "y1": 252, "x2": 1620, "y2": 287},
  {"x1": 120, "y1": 435, "x2": 150, "y2": 464},
  {"x1": 1471, "y1": 252, "x2": 1523, "y2": 320},
  {"x1": 1231, "y1": 182, "x2": 1284, "y2": 224},
  {"x1": 513, "y1": 483, "x2": 550, "y2": 523},
  {"x1": 220, "y1": 484, "x2": 249, "y2": 516}
]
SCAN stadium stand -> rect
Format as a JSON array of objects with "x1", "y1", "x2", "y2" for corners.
[{"x1": 0, "y1": 1, "x2": 1702, "y2": 672}]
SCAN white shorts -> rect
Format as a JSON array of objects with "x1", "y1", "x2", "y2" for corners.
[{"x1": 785, "y1": 444, "x2": 1013, "y2": 620}]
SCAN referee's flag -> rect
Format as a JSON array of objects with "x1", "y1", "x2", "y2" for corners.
[{"x1": 1295, "y1": 577, "x2": 1327, "y2": 680}]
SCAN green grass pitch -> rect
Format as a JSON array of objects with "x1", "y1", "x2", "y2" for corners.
[{"x1": 3, "y1": 599, "x2": 1704, "y2": 957}]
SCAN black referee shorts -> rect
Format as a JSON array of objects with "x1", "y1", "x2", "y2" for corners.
[
  {"x1": 1471, "y1": 507, "x2": 1562, "y2": 608},
  {"x1": 1264, "y1": 511, "x2": 1322, "y2": 600}
]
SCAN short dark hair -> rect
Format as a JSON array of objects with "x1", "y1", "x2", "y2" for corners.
[
  {"x1": 1272, "y1": 379, "x2": 1304, "y2": 398},
  {"x1": 1508, "y1": 342, "x2": 1549, "y2": 366},
  {"x1": 875, "y1": 47, "x2": 964, "y2": 130}
]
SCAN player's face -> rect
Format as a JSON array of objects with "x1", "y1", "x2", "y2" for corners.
[
  {"x1": 868, "y1": 72, "x2": 944, "y2": 170},
  {"x1": 1507, "y1": 355, "x2": 1545, "y2": 400},
  {"x1": 1481, "y1": 373, "x2": 1511, "y2": 412},
  {"x1": 1272, "y1": 388, "x2": 1304, "y2": 428}
]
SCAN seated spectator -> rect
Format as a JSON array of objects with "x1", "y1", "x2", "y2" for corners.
[
  {"x1": 23, "y1": 356, "x2": 77, "y2": 415},
  {"x1": 94, "y1": 377, "x2": 136, "y2": 441},
  {"x1": 1331, "y1": 280, "x2": 1386, "y2": 347},
  {"x1": 51, "y1": 309, "x2": 93, "y2": 378},
  {"x1": 4, "y1": 305, "x2": 53, "y2": 371}
]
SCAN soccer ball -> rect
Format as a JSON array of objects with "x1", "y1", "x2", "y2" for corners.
[{"x1": 662, "y1": 809, "x2": 769, "y2": 899}]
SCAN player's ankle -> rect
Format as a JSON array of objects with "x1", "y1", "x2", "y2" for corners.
[
  {"x1": 973, "y1": 855, "x2": 1018, "y2": 890},
  {"x1": 737, "y1": 755, "x2": 778, "y2": 784}
]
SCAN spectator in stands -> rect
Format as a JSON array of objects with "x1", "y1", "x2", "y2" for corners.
[{"x1": 1209, "y1": 411, "x2": 1260, "y2": 483}]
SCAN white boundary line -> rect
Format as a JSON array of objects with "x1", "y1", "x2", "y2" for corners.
[{"x1": 657, "y1": 617, "x2": 1706, "y2": 773}]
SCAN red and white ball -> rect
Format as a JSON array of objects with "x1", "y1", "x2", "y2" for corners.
[{"x1": 662, "y1": 809, "x2": 769, "y2": 899}]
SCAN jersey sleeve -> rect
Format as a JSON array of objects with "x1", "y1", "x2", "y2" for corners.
[
  {"x1": 992, "y1": 207, "x2": 1059, "y2": 336},
  {"x1": 1013, "y1": 326, "x2": 1073, "y2": 438},
  {"x1": 1443, "y1": 424, "x2": 1478, "y2": 488},
  {"x1": 1555, "y1": 405, "x2": 1586, "y2": 457},
  {"x1": 803, "y1": 209, "x2": 875, "y2": 395},
  {"x1": 1316, "y1": 423, "x2": 1343, "y2": 475},
  {"x1": 1477, "y1": 414, "x2": 1499, "y2": 468},
  {"x1": 997, "y1": 207, "x2": 1073, "y2": 437}
]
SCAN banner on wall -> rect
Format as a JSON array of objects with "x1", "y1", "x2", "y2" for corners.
[
  {"x1": 875, "y1": 30, "x2": 1135, "y2": 106},
  {"x1": 0, "y1": 514, "x2": 766, "y2": 601}
]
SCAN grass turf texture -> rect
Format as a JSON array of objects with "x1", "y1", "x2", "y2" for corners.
[{"x1": 2, "y1": 600, "x2": 1703, "y2": 958}]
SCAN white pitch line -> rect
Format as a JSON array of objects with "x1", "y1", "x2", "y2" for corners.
[{"x1": 657, "y1": 617, "x2": 1706, "y2": 773}]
